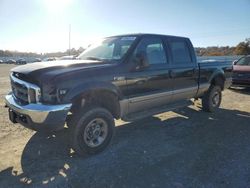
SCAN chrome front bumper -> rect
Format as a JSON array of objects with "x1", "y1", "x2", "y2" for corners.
[{"x1": 5, "y1": 93, "x2": 72, "y2": 131}]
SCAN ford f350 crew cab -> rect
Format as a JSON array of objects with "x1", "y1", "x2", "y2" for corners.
[{"x1": 5, "y1": 34, "x2": 232, "y2": 155}]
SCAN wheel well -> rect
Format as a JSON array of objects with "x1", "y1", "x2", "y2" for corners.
[
  {"x1": 211, "y1": 75, "x2": 225, "y2": 90},
  {"x1": 71, "y1": 90, "x2": 120, "y2": 119}
]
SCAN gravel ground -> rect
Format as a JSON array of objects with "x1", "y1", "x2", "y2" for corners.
[{"x1": 0, "y1": 64, "x2": 250, "y2": 188}]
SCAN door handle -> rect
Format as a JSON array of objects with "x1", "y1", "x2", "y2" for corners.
[{"x1": 169, "y1": 70, "x2": 173, "y2": 78}]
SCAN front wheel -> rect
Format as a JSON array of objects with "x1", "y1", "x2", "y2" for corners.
[
  {"x1": 202, "y1": 85, "x2": 222, "y2": 112},
  {"x1": 68, "y1": 107, "x2": 114, "y2": 156}
]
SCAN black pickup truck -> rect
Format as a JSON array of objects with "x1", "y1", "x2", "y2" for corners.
[{"x1": 5, "y1": 34, "x2": 232, "y2": 155}]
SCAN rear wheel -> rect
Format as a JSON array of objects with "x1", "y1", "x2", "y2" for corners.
[
  {"x1": 202, "y1": 85, "x2": 222, "y2": 112},
  {"x1": 68, "y1": 107, "x2": 114, "y2": 156}
]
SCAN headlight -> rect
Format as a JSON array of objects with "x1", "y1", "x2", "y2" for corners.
[
  {"x1": 28, "y1": 88, "x2": 41, "y2": 103},
  {"x1": 28, "y1": 88, "x2": 36, "y2": 103}
]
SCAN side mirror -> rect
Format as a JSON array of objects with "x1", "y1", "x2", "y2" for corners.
[
  {"x1": 233, "y1": 60, "x2": 237, "y2": 65},
  {"x1": 134, "y1": 52, "x2": 149, "y2": 70}
]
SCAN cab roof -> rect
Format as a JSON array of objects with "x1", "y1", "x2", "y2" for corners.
[{"x1": 109, "y1": 33, "x2": 189, "y2": 40}]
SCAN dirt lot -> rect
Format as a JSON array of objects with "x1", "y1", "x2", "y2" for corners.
[{"x1": 0, "y1": 64, "x2": 250, "y2": 188}]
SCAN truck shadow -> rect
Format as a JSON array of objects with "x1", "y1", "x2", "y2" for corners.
[
  {"x1": 229, "y1": 87, "x2": 250, "y2": 95},
  {"x1": 1, "y1": 106, "x2": 250, "y2": 187}
]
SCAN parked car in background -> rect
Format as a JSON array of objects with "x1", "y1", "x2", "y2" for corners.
[
  {"x1": 58, "y1": 55, "x2": 76, "y2": 60},
  {"x1": 29, "y1": 58, "x2": 42, "y2": 63},
  {"x1": 6, "y1": 59, "x2": 16, "y2": 64},
  {"x1": 0, "y1": 60, "x2": 3, "y2": 64},
  {"x1": 16, "y1": 58, "x2": 27, "y2": 65},
  {"x1": 34, "y1": 58, "x2": 42, "y2": 62},
  {"x1": 232, "y1": 55, "x2": 250, "y2": 87},
  {"x1": 43, "y1": 57, "x2": 57, "y2": 62}
]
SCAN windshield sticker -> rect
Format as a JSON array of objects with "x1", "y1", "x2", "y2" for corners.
[{"x1": 121, "y1": 37, "x2": 136, "y2": 41}]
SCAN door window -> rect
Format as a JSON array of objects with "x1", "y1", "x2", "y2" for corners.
[{"x1": 134, "y1": 37, "x2": 167, "y2": 65}]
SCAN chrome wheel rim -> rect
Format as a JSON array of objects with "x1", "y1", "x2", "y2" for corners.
[
  {"x1": 212, "y1": 91, "x2": 220, "y2": 107},
  {"x1": 83, "y1": 118, "x2": 108, "y2": 148}
]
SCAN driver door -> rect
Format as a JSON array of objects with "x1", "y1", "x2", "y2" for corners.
[{"x1": 125, "y1": 36, "x2": 173, "y2": 113}]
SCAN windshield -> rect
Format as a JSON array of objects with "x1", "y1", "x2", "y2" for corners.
[
  {"x1": 236, "y1": 56, "x2": 250, "y2": 66},
  {"x1": 78, "y1": 36, "x2": 137, "y2": 61}
]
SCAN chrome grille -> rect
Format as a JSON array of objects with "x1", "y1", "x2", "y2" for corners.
[
  {"x1": 10, "y1": 73, "x2": 41, "y2": 104},
  {"x1": 11, "y1": 79, "x2": 29, "y2": 103}
]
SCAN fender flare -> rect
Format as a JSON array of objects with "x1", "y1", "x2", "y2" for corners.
[
  {"x1": 63, "y1": 81, "x2": 123, "y2": 103},
  {"x1": 208, "y1": 69, "x2": 226, "y2": 89},
  {"x1": 208, "y1": 69, "x2": 225, "y2": 84}
]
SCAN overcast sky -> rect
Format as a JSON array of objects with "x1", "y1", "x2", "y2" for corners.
[{"x1": 0, "y1": 0, "x2": 250, "y2": 53}]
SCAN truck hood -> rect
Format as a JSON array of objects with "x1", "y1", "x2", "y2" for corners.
[
  {"x1": 11, "y1": 60, "x2": 112, "y2": 74},
  {"x1": 11, "y1": 60, "x2": 113, "y2": 83}
]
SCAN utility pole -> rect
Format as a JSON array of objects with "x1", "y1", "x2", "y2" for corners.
[{"x1": 69, "y1": 24, "x2": 71, "y2": 56}]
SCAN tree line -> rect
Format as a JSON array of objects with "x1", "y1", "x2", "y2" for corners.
[
  {"x1": 195, "y1": 38, "x2": 250, "y2": 56},
  {"x1": 0, "y1": 39, "x2": 249, "y2": 58},
  {"x1": 0, "y1": 47, "x2": 85, "y2": 58}
]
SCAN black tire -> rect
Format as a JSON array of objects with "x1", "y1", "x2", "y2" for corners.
[
  {"x1": 202, "y1": 85, "x2": 222, "y2": 112},
  {"x1": 68, "y1": 106, "x2": 114, "y2": 156}
]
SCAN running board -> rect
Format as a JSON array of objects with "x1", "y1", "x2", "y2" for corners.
[{"x1": 122, "y1": 100, "x2": 193, "y2": 122}]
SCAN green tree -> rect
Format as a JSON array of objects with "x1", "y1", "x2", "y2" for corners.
[{"x1": 233, "y1": 39, "x2": 250, "y2": 55}]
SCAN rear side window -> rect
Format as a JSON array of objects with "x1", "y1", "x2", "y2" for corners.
[{"x1": 169, "y1": 40, "x2": 192, "y2": 64}]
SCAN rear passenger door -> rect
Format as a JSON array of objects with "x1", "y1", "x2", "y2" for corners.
[
  {"x1": 165, "y1": 38, "x2": 198, "y2": 101},
  {"x1": 126, "y1": 36, "x2": 173, "y2": 113}
]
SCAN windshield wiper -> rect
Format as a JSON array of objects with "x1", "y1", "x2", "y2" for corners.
[{"x1": 85, "y1": 56, "x2": 103, "y2": 61}]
